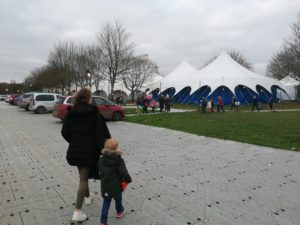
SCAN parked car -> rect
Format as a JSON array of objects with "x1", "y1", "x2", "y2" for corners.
[
  {"x1": 5, "y1": 95, "x2": 10, "y2": 103},
  {"x1": 13, "y1": 95, "x2": 22, "y2": 105},
  {"x1": 18, "y1": 93, "x2": 34, "y2": 111},
  {"x1": 8, "y1": 94, "x2": 20, "y2": 105},
  {"x1": 53, "y1": 96, "x2": 125, "y2": 121},
  {"x1": 52, "y1": 96, "x2": 68, "y2": 119},
  {"x1": 0, "y1": 95, "x2": 7, "y2": 101},
  {"x1": 29, "y1": 93, "x2": 63, "y2": 114}
]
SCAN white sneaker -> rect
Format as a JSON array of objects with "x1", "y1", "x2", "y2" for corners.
[
  {"x1": 84, "y1": 196, "x2": 92, "y2": 205},
  {"x1": 72, "y1": 210, "x2": 87, "y2": 221}
]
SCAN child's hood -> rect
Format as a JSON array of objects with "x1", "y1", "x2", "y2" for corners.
[
  {"x1": 101, "y1": 148, "x2": 123, "y2": 166},
  {"x1": 101, "y1": 148, "x2": 123, "y2": 156}
]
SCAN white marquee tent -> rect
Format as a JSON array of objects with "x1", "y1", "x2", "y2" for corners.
[{"x1": 147, "y1": 52, "x2": 290, "y2": 104}]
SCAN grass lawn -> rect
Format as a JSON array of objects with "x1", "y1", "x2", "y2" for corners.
[
  {"x1": 171, "y1": 101, "x2": 300, "y2": 111},
  {"x1": 125, "y1": 110, "x2": 300, "y2": 151},
  {"x1": 125, "y1": 107, "x2": 138, "y2": 115}
]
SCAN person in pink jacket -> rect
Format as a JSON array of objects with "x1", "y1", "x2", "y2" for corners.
[{"x1": 150, "y1": 98, "x2": 157, "y2": 113}]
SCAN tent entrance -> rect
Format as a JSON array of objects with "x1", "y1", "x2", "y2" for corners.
[
  {"x1": 235, "y1": 85, "x2": 258, "y2": 104},
  {"x1": 271, "y1": 85, "x2": 291, "y2": 101},
  {"x1": 182, "y1": 85, "x2": 211, "y2": 104},
  {"x1": 256, "y1": 85, "x2": 272, "y2": 103},
  {"x1": 208, "y1": 85, "x2": 234, "y2": 105},
  {"x1": 173, "y1": 86, "x2": 191, "y2": 103}
]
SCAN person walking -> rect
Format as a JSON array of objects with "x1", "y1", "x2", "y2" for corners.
[
  {"x1": 158, "y1": 95, "x2": 164, "y2": 113},
  {"x1": 200, "y1": 97, "x2": 207, "y2": 114},
  {"x1": 98, "y1": 138, "x2": 132, "y2": 225},
  {"x1": 251, "y1": 95, "x2": 260, "y2": 112},
  {"x1": 164, "y1": 95, "x2": 171, "y2": 113},
  {"x1": 231, "y1": 96, "x2": 237, "y2": 111},
  {"x1": 136, "y1": 95, "x2": 143, "y2": 115},
  {"x1": 217, "y1": 96, "x2": 225, "y2": 113},
  {"x1": 142, "y1": 95, "x2": 149, "y2": 114},
  {"x1": 268, "y1": 97, "x2": 274, "y2": 112},
  {"x1": 61, "y1": 88, "x2": 111, "y2": 222},
  {"x1": 210, "y1": 99, "x2": 215, "y2": 113},
  {"x1": 150, "y1": 98, "x2": 157, "y2": 113}
]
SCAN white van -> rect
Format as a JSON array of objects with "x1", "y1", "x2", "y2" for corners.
[{"x1": 29, "y1": 93, "x2": 63, "y2": 114}]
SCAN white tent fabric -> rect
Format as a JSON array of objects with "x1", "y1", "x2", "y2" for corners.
[
  {"x1": 158, "y1": 52, "x2": 285, "y2": 95},
  {"x1": 163, "y1": 60, "x2": 197, "y2": 83},
  {"x1": 280, "y1": 75, "x2": 300, "y2": 86},
  {"x1": 280, "y1": 76, "x2": 300, "y2": 100},
  {"x1": 145, "y1": 60, "x2": 197, "y2": 92}
]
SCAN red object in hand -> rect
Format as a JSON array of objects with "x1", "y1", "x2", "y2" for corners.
[{"x1": 121, "y1": 181, "x2": 127, "y2": 190}]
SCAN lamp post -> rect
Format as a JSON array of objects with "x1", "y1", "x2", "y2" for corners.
[
  {"x1": 29, "y1": 84, "x2": 32, "y2": 92},
  {"x1": 86, "y1": 69, "x2": 91, "y2": 88}
]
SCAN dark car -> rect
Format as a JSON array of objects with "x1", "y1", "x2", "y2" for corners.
[{"x1": 53, "y1": 96, "x2": 125, "y2": 121}]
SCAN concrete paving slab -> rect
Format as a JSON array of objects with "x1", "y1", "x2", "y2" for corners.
[{"x1": 0, "y1": 102, "x2": 299, "y2": 225}]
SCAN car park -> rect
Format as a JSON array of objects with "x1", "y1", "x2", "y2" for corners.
[
  {"x1": 53, "y1": 96, "x2": 125, "y2": 121},
  {"x1": 29, "y1": 93, "x2": 63, "y2": 114}
]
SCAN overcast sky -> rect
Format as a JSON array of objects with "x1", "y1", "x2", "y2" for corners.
[{"x1": 0, "y1": 0, "x2": 299, "y2": 83}]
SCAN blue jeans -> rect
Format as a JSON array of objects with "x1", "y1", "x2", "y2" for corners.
[{"x1": 100, "y1": 193, "x2": 123, "y2": 225}]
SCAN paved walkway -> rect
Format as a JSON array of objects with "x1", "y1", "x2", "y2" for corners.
[{"x1": 0, "y1": 102, "x2": 299, "y2": 225}]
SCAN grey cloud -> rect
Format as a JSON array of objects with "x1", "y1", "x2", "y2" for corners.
[{"x1": 0, "y1": 0, "x2": 299, "y2": 82}]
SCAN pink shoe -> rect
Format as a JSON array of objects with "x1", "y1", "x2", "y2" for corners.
[{"x1": 116, "y1": 210, "x2": 125, "y2": 218}]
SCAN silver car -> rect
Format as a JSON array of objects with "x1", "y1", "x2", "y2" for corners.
[{"x1": 29, "y1": 93, "x2": 63, "y2": 114}]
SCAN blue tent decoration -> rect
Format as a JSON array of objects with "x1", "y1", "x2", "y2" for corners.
[
  {"x1": 271, "y1": 85, "x2": 290, "y2": 101},
  {"x1": 159, "y1": 87, "x2": 176, "y2": 98},
  {"x1": 150, "y1": 88, "x2": 160, "y2": 100},
  {"x1": 208, "y1": 85, "x2": 235, "y2": 105},
  {"x1": 182, "y1": 85, "x2": 211, "y2": 104},
  {"x1": 172, "y1": 86, "x2": 191, "y2": 103},
  {"x1": 256, "y1": 85, "x2": 272, "y2": 103},
  {"x1": 235, "y1": 85, "x2": 259, "y2": 104}
]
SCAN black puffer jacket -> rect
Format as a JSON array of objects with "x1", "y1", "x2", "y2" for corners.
[
  {"x1": 97, "y1": 149, "x2": 132, "y2": 198},
  {"x1": 61, "y1": 103, "x2": 111, "y2": 176}
]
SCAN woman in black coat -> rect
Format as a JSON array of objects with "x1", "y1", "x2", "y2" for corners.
[{"x1": 61, "y1": 88, "x2": 111, "y2": 222}]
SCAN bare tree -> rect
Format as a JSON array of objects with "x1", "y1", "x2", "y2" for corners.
[
  {"x1": 228, "y1": 50, "x2": 254, "y2": 71},
  {"x1": 203, "y1": 50, "x2": 254, "y2": 71},
  {"x1": 48, "y1": 41, "x2": 76, "y2": 94},
  {"x1": 85, "y1": 45, "x2": 106, "y2": 91},
  {"x1": 96, "y1": 21, "x2": 134, "y2": 98},
  {"x1": 72, "y1": 45, "x2": 90, "y2": 89},
  {"x1": 123, "y1": 55, "x2": 159, "y2": 100},
  {"x1": 267, "y1": 12, "x2": 300, "y2": 80}
]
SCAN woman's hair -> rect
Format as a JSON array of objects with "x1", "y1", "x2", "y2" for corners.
[{"x1": 73, "y1": 88, "x2": 92, "y2": 106}]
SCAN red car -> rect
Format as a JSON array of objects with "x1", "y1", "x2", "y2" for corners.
[
  {"x1": 53, "y1": 96, "x2": 125, "y2": 121},
  {"x1": 8, "y1": 94, "x2": 20, "y2": 105}
]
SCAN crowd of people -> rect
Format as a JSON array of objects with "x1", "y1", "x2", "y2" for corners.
[
  {"x1": 136, "y1": 94, "x2": 172, "y2": 114},
  {"x1": 199, "y1": 95, "x2": 275, "y2": 113},
  {"x1": 115, "y1": 95, "x2": 127, "y2": 106},
  {"x1": 200, "y1": 96, "x2": 226, "y2": 113}
]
